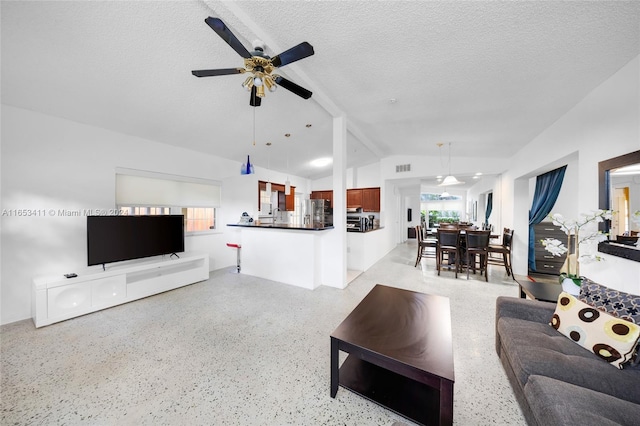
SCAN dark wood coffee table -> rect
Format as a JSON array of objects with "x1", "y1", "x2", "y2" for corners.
[
  {"x1": 514, "y1": 274, "x2": 563, "y2": 302},
  {"x1": 330, "y1": 284, "x2": 454, "y2": 426}
]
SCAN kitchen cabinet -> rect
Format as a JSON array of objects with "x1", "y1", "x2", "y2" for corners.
[
  {"x1": 312, "y1": 188, "x2": 379, "y2": 211},
  {"x1": 346, "y1": 189, "x2": 363, "y2": 208},
  {"x1": 362, "y1": 187, "x2": 380, "y2": 212},
  {"x1": 310, "y1": 190, "x2": 333, "y2": 208},
  {"x1": 259, "y1": 181, "x2": 296, "y2": 211}
]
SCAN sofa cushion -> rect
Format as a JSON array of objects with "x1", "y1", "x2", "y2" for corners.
[
  {"x1": 497, "y1": 316, "x2": 640, "y2": 404},
  {"x1": 550, "y1": 292, "x2": 640, "y2": 369},
  {"x1": 579, "y1": 278, "x2": 640, "y2": 324},
  {"x1": 525, "y1": 375, "x2": 640, "y2": 426}
]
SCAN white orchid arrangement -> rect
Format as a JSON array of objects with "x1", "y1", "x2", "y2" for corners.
[{"x1": 540, "y1": 209, "x2": 613, "y2": 284}]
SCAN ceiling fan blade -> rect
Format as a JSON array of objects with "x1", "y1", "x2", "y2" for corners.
[
  {"x1": 191, "y1": 68, "x2": 244, "y2": 77},
  {"x1": 250, "y1": 86, "x2": 262, "y2": 107},
  {"x1": 274, "y1": 76, "x2": 312, "y2": 99},
  {"x1": 271, "y1": 42, "x2": 314, "y2": 68},
  {"x1": 205, "y1": 17, "x2": 251, "y2": 59}
]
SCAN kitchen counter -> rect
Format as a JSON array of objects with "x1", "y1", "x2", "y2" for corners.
[
  {"x1": 226, "y1": 224, "x2": 337, "y2": 289},
  {"x1": 347, "y1": 227, "x2": 388, "y2": 272},
  {"x1": 227, "y1": 223, "x2": 333, "y2": 231}
]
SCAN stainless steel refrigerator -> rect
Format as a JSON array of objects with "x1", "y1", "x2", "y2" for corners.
[{"x1": 305, "y1": 199, "x2": 332, "y2": 227}]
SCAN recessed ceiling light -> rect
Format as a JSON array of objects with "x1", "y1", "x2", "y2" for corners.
[
  {"x1": 436, "y1": 175, "x2": 443, "y2": 179},
  {"x1": 388, "y1": 98, "x2": 397, "y2": 104},
  {"x1": 310, "y1": 157, "x2": 332, "y2": 168},
  {"x1": 475, "y1": 172, "x2": 483, "y2": 176},
  {"x1": 284, "y1": 133, "x2": 291, "y2": 137}
]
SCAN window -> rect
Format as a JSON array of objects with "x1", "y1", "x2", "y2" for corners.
[
  {"x1": 420, "y1": 193, "x2": 464, "y2": 228},
  {"x1": 120, "y1": 206, "x2": 171, "y2": 216},
  {"x1": 183, "y1": 207, "x2": 215, "y2": 232},
  {"x1": 115, "y1": 170, "x2": 221, "y2": 235}
]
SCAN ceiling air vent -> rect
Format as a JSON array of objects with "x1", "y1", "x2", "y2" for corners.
[{"x1": 396, "y1": 164, "x2": 411, "y2": 173}]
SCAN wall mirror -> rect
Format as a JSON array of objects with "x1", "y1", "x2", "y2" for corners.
[{"x1": 598, "y1": 149, "x2": 640, "y2": 262}]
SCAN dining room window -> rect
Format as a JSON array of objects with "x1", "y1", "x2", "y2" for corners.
[{"x1": 421, "y1": 193, "x2": 463, "y2": 228}]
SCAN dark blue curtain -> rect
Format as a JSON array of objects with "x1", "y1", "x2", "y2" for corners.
[
  {"x1": 485, "y1": 192, "x2": 493, "y2": 224},
  {"x1": 528, "y1": 165, "x2": 567, "y2": 271}
]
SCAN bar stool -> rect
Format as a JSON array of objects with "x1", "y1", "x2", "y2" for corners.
[{"x1": 226, "y1": 243, "x2": 241, "y2": 273}]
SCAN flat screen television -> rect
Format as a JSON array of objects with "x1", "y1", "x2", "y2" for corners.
[{"x1": 87, "y1": 215, "x2": 185, "y2": 266}]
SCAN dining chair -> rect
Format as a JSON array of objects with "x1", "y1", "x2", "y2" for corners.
[
  {"x1": 616, "y1": 235, "x2": 639, "y2": 245},
  {"x1": 415, "y1": 225, "x2": 437, "y2": 267},
  {"x1": 439, "y1": 223, "x2": 458, "y2": 230},
  {"x1": 436, "y1": 229, "x2": 461, "y2": 278},
  {"x1": 464, "y1": 230, "x2": 491, "y2": 281},
  {"x1": 487, "y1": 228, "x2": 514, "y2": 278}
]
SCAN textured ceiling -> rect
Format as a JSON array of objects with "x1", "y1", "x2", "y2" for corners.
[{"x1": 2, "y1": 1, "x2": 639, "y2": 182}]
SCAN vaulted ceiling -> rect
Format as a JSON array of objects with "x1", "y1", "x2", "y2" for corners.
[{"x1": 2, "y1": 1, "x2": 639, "y2": 183}]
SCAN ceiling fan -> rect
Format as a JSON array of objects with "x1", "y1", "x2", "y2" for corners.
[{"x1": 192, "y1": 17, "x2": 314, "y2": 107}]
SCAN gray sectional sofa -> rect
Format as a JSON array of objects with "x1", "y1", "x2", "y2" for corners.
[{"x1": 495, "y1": 296, "x2": 640, "y2": 425}]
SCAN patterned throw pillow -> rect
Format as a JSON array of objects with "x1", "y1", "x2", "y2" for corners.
[
  {"x1": 550, "y1": 292, "x2": 640, "y2": 369},
  {"x1": 578, "y1": 278, "x2": 640, "y2": 324}
]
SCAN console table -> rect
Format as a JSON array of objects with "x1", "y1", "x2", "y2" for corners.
[{"x1": 32, "y1": 252, "x2": 209, "y2": 327}]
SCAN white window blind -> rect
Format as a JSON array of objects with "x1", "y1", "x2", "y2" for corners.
[
  {"x1": 424, "y1": 201, "x2": 463, "y2": 212},
  {"x1": 116, "y1": 174, "x2": 221, "y2": 207}
]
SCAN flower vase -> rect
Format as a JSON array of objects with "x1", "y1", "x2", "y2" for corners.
[{"x1": 560, "y1": 274, "x2": 582, "y2": 296}]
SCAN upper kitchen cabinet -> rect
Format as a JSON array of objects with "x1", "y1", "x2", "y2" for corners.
[
  {"x1": 310, "y1": 190, "x2": 333, "y2": 208},
  {"x1": 346, "y1": 189, "x2": 363, "y2": 208},
  {"x1": 259, "y1": 181, "x2": 296, "y2": 211},
  {"x1": 362, "y1": 187, "x2": 380, "y2": 212},
  {"x1": 347, "y1": 187, "x2": 380, "y2": 211},
  {"x1": 312, "y1": 187, "x2": 379, "y2": 211}
]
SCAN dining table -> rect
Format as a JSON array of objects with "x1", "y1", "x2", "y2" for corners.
[{"x1": 431, "y1": 227, "x2": 498, "y2": 274}]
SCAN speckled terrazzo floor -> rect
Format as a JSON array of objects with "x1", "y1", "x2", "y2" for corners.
[{"x1": 1, "y1": 242, "x2": 526, "y2": 425}]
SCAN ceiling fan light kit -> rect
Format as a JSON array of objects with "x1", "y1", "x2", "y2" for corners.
[{"x1": 192, "y1": 17, "x2": 314, "y2": 107}]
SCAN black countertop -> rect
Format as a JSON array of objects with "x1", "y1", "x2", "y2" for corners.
[
  {"x1": 227, "y1": 223, "x2": 334, "y2": 231},
  {"x1": 347, "y1": 227, "x2": 384, "y2": 233}
]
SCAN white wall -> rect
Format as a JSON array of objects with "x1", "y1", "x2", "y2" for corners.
[
  {"x1": 311, "y1": 175, "x2": 332, "y2": 191},
  {"x1": 502, "y1": 55, "x2": 640, "y2": 293},
  {"x1": 313, "y1": 162, "x2": 381, "y2": 191},
  {"x1": 353, "y1": 162, "x2": 381, "y2": 188},
  {"x1": 467, "y1": 176, "x2": 499, "y2": 226},
  {"x1": 0, "y1": 105, "x2": 312, "y2": 324}
]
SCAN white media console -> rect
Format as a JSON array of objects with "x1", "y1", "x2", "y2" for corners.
[{"x1": 32, "y1": 252, "x2": 209, "y2": 328}]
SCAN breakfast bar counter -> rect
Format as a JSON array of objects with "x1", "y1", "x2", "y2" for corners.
[
  {"x1": 227, "y1": 223, "x2": 334, "y2": 231},
  {"x1": 226, "y1": 223, "x2": 335, "y2": 289}
]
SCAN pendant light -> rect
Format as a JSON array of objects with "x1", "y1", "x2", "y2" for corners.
[
  {"x1": 439, "y1": 142, "x2": 464, "y2": 186},
  {"x1": 265, "y1": 142, "x2": 272, "y2": 193},
  {"x1": 284, "y1": 133, "x2": 291, "y2": 195},
  {"x1": 241, "y1": 106, "x2": 257, "y2": 175}
]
